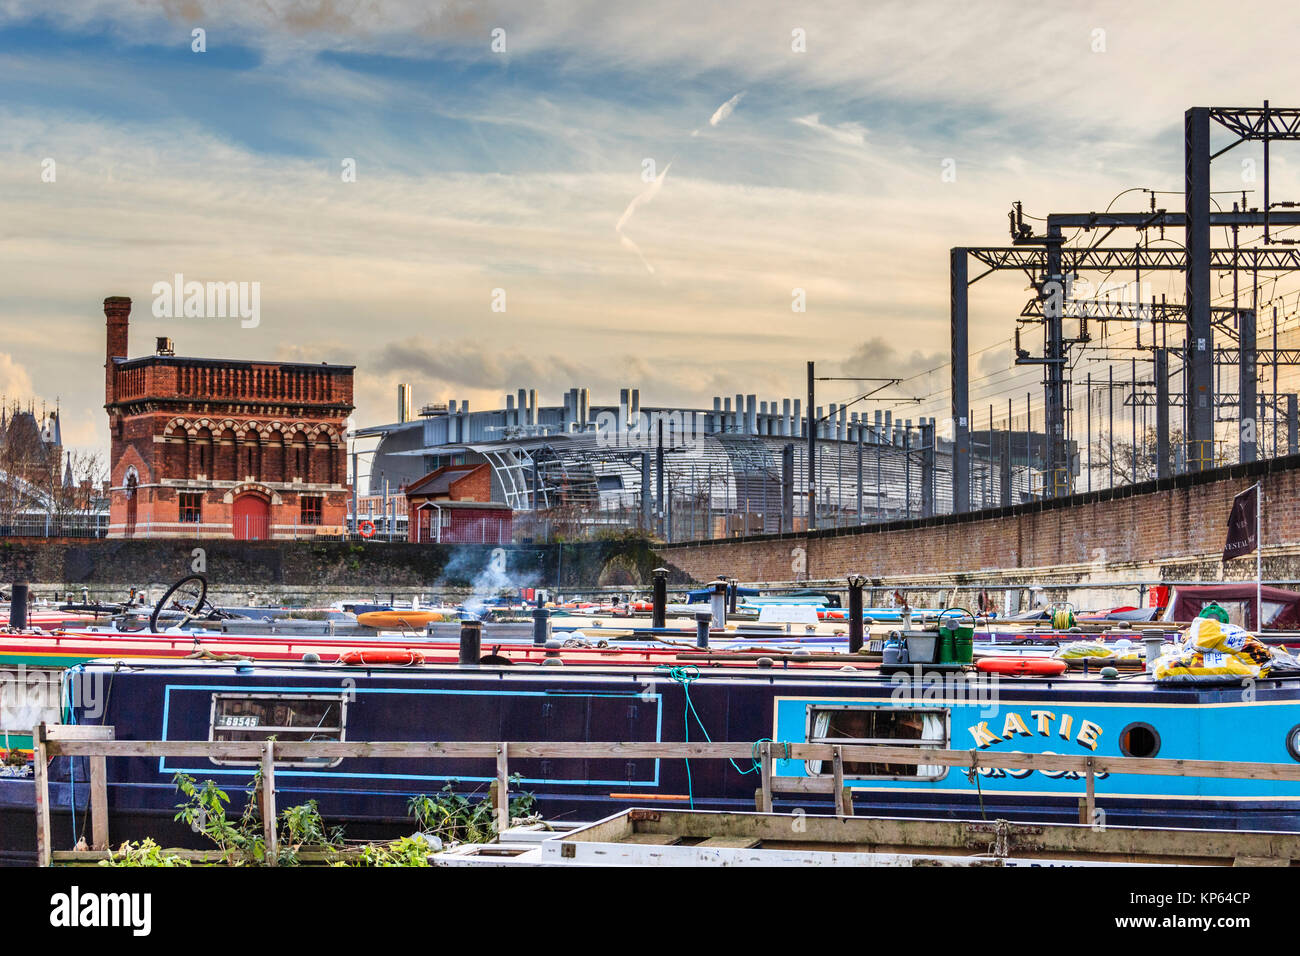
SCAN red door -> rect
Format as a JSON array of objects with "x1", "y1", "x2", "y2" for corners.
[{"x1": 232, "y1": 493, "x2": 270, "y2": 540}]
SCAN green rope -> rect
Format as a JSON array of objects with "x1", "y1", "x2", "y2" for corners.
[{"x1": 660, "y1": 665, "x2": 773, "y2": 809}]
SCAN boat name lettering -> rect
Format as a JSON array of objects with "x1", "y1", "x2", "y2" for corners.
[{"x1": 968, "y1": 710, "x2": 1102, "y2": 751}]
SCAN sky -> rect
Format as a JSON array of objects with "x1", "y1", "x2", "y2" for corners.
[{"x1": 2, "y1": 0, "x2": 1300, "y2": 461}]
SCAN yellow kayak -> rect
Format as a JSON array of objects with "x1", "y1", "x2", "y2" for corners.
[{"x1": 356, "y1": 610, "x2": 455, "y2": 629}]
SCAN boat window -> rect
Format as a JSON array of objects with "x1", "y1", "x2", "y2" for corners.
[
  {"x1": 1262, "y1": 601, "x2": 1289, "y2": 627},
  {"x1": 805, "y1": 705, "x2": 947, "y2": 780},
  {"x1": 209, "y1": 693, "x2": 346, "y2": 768},
  {"x1": 1119, "y1": 722, "x2": 1160, "y2": 759}
]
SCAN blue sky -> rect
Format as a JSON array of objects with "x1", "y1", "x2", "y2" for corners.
[{"x1": 1, "y1": 0, "x2": 1298, "y2": 458}]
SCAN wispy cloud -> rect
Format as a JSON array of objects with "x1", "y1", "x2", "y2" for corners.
[
  {"x1": 793, "y1": 113, "x2": 866, "y2": 148},
  {"x1": 615, "y1": 161, "x2": 672, "y2": 275}
]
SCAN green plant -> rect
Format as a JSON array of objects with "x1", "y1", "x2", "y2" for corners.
[
  {"x1": 100, "y1": 838, "x2": 191, "y2": 867},
  {"x1": 407, "y1": 775, "x2": 537, "y2": 844},
  {"x1": 280, "y1": 799, "x2": 344, "y2": 854},
  {"x1": 172, "y1": 769, "x2": 342, "y2": 866},
  {"x1": 172, "y1": 771, "x2": 262, "y2": 863},
  {"x1": 352, "y1": 836, "x2": 432, "y2": 867}
]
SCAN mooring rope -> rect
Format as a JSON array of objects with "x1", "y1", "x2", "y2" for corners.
[{"x1": 660, "y1": 664, "x2": 780, "y2": 808}]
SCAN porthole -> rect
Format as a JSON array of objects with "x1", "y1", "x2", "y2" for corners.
[
  {"x1": 1119, "y1": 722, "x2": 1160, "y2": 758},
  {"x1": 1286, "y1": 725, "x2": 1300, "y2": 762}
]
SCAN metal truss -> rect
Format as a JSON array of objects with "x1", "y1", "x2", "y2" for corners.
[{"x1": 969, "y1": 246, "x2": 1300, "y2": 274}]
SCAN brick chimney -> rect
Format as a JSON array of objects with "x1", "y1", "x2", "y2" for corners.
[{"x1": 104, "y1": 296, "x2": 131, "y2": 403}]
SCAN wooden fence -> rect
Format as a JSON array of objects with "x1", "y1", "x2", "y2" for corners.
[{"x1": 31, "y1": 722, "x2": 1300, "y2": 866}]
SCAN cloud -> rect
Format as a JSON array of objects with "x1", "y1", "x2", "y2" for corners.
[
  {"x1": 708, "y1": 91, "x2": 744, "y2": 127},
  {"x1": 840, "y1": 337, "x2": 946, "y2": 382},
  {"x1": 614, "y1": 161, "x2": 672, "y2": 274},
  {"x1": 793, "y1": 113, "x2": 866, "y2": 148},
  {"x1": 0, "y1": 352, "x2": 35, "y2": 399}
]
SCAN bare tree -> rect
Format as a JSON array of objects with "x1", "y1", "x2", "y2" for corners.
[
  {"x1": 42, "y1": 449, "x2": 107, "y2": 533},
  {"x1": 1089, "y1": 426, "x2": 1183, "y2": 485}
]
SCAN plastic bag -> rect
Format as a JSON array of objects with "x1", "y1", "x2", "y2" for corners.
[
  {"x1": 1153, "y1": 647, "x2": 1261, "y2": 683},
  {"x1": 1181, "y1": 617, "x2": 1273, "y2": 670},
  {"x1": 1055, "y1": 641, "x2": 1113, "y2": 660},
  {"x1": 1154, "y1": 617, "x2": 1273, "y2": 683}
]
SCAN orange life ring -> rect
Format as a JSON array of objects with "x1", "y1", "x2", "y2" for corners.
[
  {"x1": 358, "y1": 520, "x2": 376, "y2": 538},
  {"x1": 338, "y1": 648, "x2": 425, "y2": 666},
  {"x1": 976, "y1": 657, "x2": 1068, "y2": 677}
]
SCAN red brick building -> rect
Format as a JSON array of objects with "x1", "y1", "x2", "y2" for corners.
[
  {"x1": 404, "y1": 463, "x2": 512, "y2": 543},
  {"x1": 103, "y1": 296, "x2": 354, "y2": 539}
]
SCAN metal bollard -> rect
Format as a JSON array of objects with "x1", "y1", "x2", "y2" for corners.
[
  {"x1": 459, "y1": 619, "x2": 482, "y2": 665},
  {"x1": 695, "y1": 611, "x2": 711, "y2": 649},
  {"x1": 651, "y1": 567, "x2": 668, "y2": 630},
  {"x1": 10, "y1": 582, "x2": 28, "y2": 630},
  {"x1": 532, "y1": 607, "x2": 551, "y2": 646},
  {"x1": 847, "y1": 573, "x2": 866, "y2": 654}
]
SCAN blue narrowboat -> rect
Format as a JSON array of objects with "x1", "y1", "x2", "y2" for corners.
[{"x1": 7, "y1": 656, "x2": 1300, "y2": 859}]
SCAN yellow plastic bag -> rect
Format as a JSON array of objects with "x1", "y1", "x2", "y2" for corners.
[
  {"x1": 1180, "y1": 618, "x2": 1273, "y2": 673},
  {"x1": 1055, "y1": 641, "x2": 1113, "y2": 660},
  {"x1": 1153, "y1": 646, "x2": 1262, "y2": 683}
]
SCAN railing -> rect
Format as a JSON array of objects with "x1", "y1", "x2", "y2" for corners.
[
  {"x1": 0, "y1": 516, "x2": 109, "y2": 539},
  {"x1": 31, "y1": 724, "x2": 1300, "y2": 866}
]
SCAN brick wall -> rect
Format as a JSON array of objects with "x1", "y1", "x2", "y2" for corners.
[{"x1": 659, "y1": 454, "x2": 1300, "y2": 585}]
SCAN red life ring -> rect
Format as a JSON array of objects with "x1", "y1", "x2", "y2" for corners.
[
  {"x1": 358, "y1": 520, "x2": 376, "y2": 538},
  {"x1": 338, "y1": 648, "x2": 424, "y2": 666},
  {"x1": 976, "y1": 657, "x2": 1068, "y2": 677}
]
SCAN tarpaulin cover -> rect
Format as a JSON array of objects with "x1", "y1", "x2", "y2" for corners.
[{"x1": 1162, "y1": 584, "x2": 1300, "y2": 630}]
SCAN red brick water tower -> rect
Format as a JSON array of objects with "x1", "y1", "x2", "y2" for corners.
[{"x1": 103, "y1": 296, "x2": 355, "y2": 539}]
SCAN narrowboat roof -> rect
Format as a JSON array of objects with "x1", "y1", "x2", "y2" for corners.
[{"x1": 65, "y1": 656, "x2": 1300, "y2": 703}]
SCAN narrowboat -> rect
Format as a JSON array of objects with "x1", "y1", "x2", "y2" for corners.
[{"x1": 6, "y1": 654, "x2": 1300, "y2": 862}]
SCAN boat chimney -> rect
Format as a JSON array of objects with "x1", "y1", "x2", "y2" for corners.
[
  {"x1": 459, "y1": 619, "x2": 482, "y2": 666},
  {"x1": 695, "y1": 611, "x2": 711, "y2": 649},
  {"x1": 710, "y1": 579, "x2": 728, "y2": 629},
  {"x1": 532, "y1": 607, "x2": 551, "y2": 646},
  {"x1": 9, "y1": 581, "x2": 28, "y2": 630},
  {"x1": 652, "y1": 567, "x2": 668, "y2": 629},
  {"x1": 847, "y1": 574, "x2": 866, "y2": 653},
  {"x1": 1143, "y1": 635, "x2": 1166, "y2": 673}
]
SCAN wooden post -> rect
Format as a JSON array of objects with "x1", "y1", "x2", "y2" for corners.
[
  {"x1": 496, "y1": 742, "x2": 510, "y2": 832},
  {"x1": 759, "y1": 741, "x2": 773, "y2": 813},
  {"x1": 1084, "y1": 756, "x2": 1097, "y2": 824},
  {"x1": 89, "y1": 752, "x2": 109, "y2": 851},
  {"x1": 832, "y1": 746, "x2": 846, "y2": 817},
  {"x1": 261, "y1": 740, "x2": 278, "y2": 865},
  {"x1": 33, "y1": 724, "x2": 51, "y2": 867}
]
